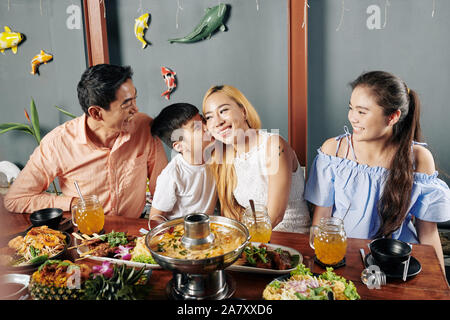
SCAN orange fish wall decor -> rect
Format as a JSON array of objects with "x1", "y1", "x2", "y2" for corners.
[{"x1": 30, "y1": 50, "x2": 53, "y2": 75}]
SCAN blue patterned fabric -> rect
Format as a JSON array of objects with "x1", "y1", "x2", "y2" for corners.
[{"x1": 305, "y1": 134, "x2": 450, "y2": 243}]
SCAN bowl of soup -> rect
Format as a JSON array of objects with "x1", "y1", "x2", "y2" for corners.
[
  {"x1": 0, "y1": 274, "x2": 30, "y2": 300},
  {"x1": 145, "y1": 214, "x2": 250, "y2": 274}
]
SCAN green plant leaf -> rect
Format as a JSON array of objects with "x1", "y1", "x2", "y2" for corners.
[
  {"x1": 0, "y1": 122, "x2": 29, "y2": 130},
  {"x1": 30, "y1": 98, "x2": 41, "y2": 143},
  {"x1": 0, "y1": 123, "x2": 34, "y2": 135},
  {"x1": 54, "y1": 106, "x2": 77, "y2": 119}
]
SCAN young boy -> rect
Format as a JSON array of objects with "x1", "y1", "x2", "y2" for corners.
[{"x1": 149, "y1": 103, "x2": 217, "y2": 226}]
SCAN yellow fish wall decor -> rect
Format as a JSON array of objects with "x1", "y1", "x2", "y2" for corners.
[
  {"x1": 30, "y1": 50, "x2": 53, "y2": 75},
  {"x1": 134, "y1": 13, "x2": 150, "y2": 49},
  {"x1": 0, "y1": 26, "x2": 23, "y2": 54}
]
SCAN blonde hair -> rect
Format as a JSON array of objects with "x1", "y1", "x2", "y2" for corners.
[{"x1": 202, "y1": 85, "x2": 261, "y2": 221}]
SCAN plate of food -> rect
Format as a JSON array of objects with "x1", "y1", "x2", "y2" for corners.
[
  {"x1": 0, "y1": 226, "x2": 71, "y2": 271},
  {"x1": 75, "y1": 230, "x2": 160, "y2": 270},
  {"x1": 226, "y1": 242, "x2": 302, "y2": 274},
  {"x1": 28, "y1": 259, "x2": 151, "y2": 300},
  {"x1": 263, "y1": 264, "x2": 360, "y2": 300}
]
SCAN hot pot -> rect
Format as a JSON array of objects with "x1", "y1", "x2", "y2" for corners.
[{"x1": 145, "y1": 213, "x2": 250, "y2": 300}]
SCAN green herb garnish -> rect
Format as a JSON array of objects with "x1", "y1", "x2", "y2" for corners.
[
  {"x1": 157, "y1": 242, "x2": 166, "y2": 252},
  {"x1": 29, "y1": 246, "x2": 40, "y2": 258},
  {"x1": 100, "y1": 231, "x2": 129, "y2": 247},
  {"x1": 290, "y1": 263, "x2": 313, "y2": 276}
]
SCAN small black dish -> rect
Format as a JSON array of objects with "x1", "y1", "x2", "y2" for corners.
[
  {"x1": 369, "y1": 238, "x2": 411, "y2": 269},
  {"x1": 30, "y1": 208, "x2": 63, "y2": 230},
  {"x1": 25, "y1": 217, "x2": 74, "y2": 233},
  {"x1": 314, "y1": 256, "x2": 346, "y2": 269},
  {"x1": 364, "y1": 253, "x2": 421, "y2": 279}
]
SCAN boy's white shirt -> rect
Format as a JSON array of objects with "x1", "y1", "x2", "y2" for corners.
[{"x1": 151, "y1": 153, "x2": 217, "y2": 219}]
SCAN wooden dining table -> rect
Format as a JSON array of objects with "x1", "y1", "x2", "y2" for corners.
[{"x1": 1, "y1": 202, "x2": 449, "y2": 301}]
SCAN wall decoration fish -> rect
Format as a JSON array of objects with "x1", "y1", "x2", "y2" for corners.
[
  {"x1": 168, "y1": 3, "x2": 228, "y2": 43},
  {"x1": 0, "y1": 26, "x2": 23, "y2": 54},
  {"x1": 134, "y1": 13, "x2": 150, "y2": 49},
  {"x1": 30, "y1": 50, "x2": 53, "y2": 75},
  {"x1": 161, "y1": 67, "x2": 177, "y2": 100}
]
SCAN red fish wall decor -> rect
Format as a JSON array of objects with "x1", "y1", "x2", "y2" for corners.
[{"x1": 161, "y1": 66, "x2": 177, "y2": 100}]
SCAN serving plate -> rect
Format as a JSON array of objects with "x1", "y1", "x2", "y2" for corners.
[
  {"x1": 0, "y1": 230, "x2": 71, "y2": 272},
  {"x1": 75, "y1": 237, "x2": 161, "y2": 270},
  {"x1": 364, "y1": 253, "x2": 422, "y2": 279},
  {"x1": 226, "y1": 242, "x2": 303, "y2": 275},
  {"x1": 0, "y1": 273, "x2": 30, "y2": 300},
  {"x1": 265, "y1": 273, "x2": 335, "y2": 300}
]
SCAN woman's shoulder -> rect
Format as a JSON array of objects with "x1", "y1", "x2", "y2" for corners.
[
  {"x1": 320, "y1": 137, "x2": 340, "y2": 156},
  {"x1": 413, "y1": 144, "x2": 435, "y2": 175},
  {"x1": 264, "y1": 132, "x2": 295, "y2": 158},
  {"x1": 264, "y1": 132, "x2": 288, "y2": 148}
]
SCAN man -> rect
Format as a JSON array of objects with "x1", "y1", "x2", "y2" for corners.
[{"x1": 4, "y1": 64, "x2": 168, "y2": 217}]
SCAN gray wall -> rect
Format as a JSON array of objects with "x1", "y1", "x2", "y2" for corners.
[
  {"x1": 308, "y1": 0, "x2": 450, "y2": 185},
  {"x1": 0, "y1": 0, "x2": 87, "y2": 168},
  {"x1": 0, "y1": 0, "x2": 289, "y2": 172},
  {"x1": 105, "y1": 0, "x2": 289, "y2": 159}
]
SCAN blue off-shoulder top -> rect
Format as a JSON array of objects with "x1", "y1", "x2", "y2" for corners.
[{"x1": 304, "y1": 130, "x2": 450, "y2": 243}]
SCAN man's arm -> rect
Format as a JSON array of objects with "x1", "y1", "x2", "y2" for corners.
[{"x1": 3, "y1": 138, "x2": 73, "y2": 213}]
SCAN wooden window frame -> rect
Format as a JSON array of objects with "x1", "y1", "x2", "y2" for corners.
[
  {"x1": 288, "y1": 0, "x2": 308, "y2": 167},
  {"x1": 82, "y1": 0, "x2": 307, "y2": 166},
  {"x1": 83, "y1": 0, "x2": 109, "y2": 66}
]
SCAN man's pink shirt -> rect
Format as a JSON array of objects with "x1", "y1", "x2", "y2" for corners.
[{"x1": 4, "y1": 113, "x2": 168, "y2": 217}]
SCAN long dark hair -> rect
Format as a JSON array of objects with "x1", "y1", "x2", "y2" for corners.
[{"x1": 350, "y1": 71, "x2": 422, "y2": 238}]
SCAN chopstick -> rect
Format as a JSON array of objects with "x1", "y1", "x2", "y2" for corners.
[
  {"x1": 71, "y1": 232, "x2": 84, "y2": 241},
  {"x1": 402, "y1": 256, "x2": 411, "y2": 281},
  {"x1": 402, "y1": 243, "x2": 413, "y2": 281},
  {"x1": 75, "y1": 256, "x2": 90, "y2": 262},
  {"x1": 360, "y1": 248, "x2": 366, "y2": 266},
  {"x1": 68, "y1": 232, "x2": 102, "y2": 250},
  {"x1": 79, "y1": 248, "x2": 96, "y2": 257}
]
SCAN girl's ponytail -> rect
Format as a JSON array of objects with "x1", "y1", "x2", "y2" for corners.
[{"x1": 377, "y1": 88, "x2": 422, "y2": 238}]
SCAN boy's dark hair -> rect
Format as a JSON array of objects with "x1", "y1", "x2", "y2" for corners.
[
  {"x1": 151, "y1": 103, "x2": 200, "y2": 148},
  {"x1": 77, "y1": 64, "x2": 133, "y2": 115}
]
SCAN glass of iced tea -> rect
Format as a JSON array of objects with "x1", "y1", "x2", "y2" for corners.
[
  {"x1": 309, "y1": 217, "x2": 347, "y2": 266},
  {"x1": 71, "y1": 195, "x2": 105, "y2": 235},
  {"x1": 242, "y1": 204, "x2": 272, "y2": 243}
]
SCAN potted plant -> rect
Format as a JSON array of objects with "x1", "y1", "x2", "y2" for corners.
[{"x1": 0, "y1": 99, "x2": 76, "y2": 194}]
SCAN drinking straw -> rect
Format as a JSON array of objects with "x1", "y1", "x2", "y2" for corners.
[
  {"x1": 73, "y1": 180, "x2": 85, "y2": 204},
  {"x1": 249, "y1": 199, "x2": 257, "y2": 228}
]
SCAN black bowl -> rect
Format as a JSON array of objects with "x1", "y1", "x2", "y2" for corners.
[
  {"x1": 369, "y1": 238, "x2": 411, "y2": 269},
  {"x1": 30, "y1": 208, "x2": 63, "y2": 229}
]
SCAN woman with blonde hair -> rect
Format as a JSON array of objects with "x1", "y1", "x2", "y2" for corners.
[{"x1": 202, "y1": 85, "x2": 310, "y2": 233}]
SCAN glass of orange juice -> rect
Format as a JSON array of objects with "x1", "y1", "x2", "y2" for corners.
[
  {"x1": 71, "y1": 195, "x2": 105, "y2": 235},
  {"x1": 242, "y1": 204, "x2": 272, "y2": 243},
  {"x1": 309, "y1": 217, "x2": 347, "y2": 266}
]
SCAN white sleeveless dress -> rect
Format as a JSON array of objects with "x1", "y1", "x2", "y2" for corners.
[{"x1": 233, "y1": 131, "x2": 311, "y2": 233}]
